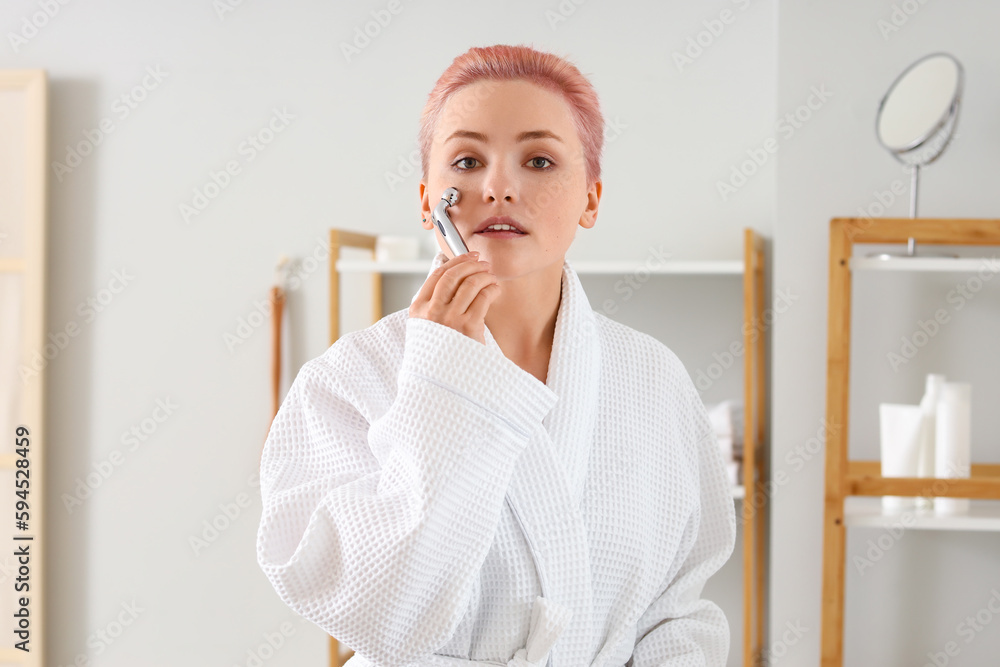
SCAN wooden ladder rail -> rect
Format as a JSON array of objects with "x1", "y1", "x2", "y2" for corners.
[{"x1": 742, "y1": 228, "x2": 769, "y2": 667}]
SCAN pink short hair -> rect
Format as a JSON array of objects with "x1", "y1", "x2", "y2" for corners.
[{"x1": 419, "y1": 44, "x2": 605, "y2": 188}]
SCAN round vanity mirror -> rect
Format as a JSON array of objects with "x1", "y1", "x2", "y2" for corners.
[
  {"x1": 877, "y1": 53, "x2": 962, "y2": 163},
  {"x1": 872, "y1": 52, "x2": 963, "y2": 258}
]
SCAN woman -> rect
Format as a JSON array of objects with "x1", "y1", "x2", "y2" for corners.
[{"x1": 257, "y1": 44, "x2": 736, "y2": 666}]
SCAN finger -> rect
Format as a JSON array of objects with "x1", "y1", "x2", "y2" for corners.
[
  {"x1": 449, "y1": 270, "x2": 498, "y2": 314},
  {"x1": 464, "y1": 280, "x2": 501, "y2": 321},
  {"x1": 413, "y1": 252, "x2": 479, "y2": 305},
  {"x1": 431, "y1": 258, "x2": 491, "y2": 305}
]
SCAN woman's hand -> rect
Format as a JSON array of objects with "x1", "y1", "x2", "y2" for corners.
[{"x1": 408, "y1": 252, "x2": 501, "y2": 345}]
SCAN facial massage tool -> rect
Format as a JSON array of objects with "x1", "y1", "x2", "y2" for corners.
[{"x1": 430, "y1": 187, "x2": 470, "y2": 257}]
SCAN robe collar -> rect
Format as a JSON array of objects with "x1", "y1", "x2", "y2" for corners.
[
  {"x1": 418, "y1": 252, "x2": 601, "y2": 665},
  {"x1": 417, "y1": 251, "x2": 600, "y2": 503}
]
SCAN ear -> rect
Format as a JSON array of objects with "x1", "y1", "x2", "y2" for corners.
[
  {"x1": 578, "y1": 180, "x2": 602, "y2": 229},
  {"x1": 419, "y1": 181, "x2": 434, "y2": 231}
]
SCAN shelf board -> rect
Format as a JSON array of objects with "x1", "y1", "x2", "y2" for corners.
[
  {"x1": 844, "y1": 496, "x2": 1000, "y2": 532},
  {"x1": 850, "y1": 256, "x2": 1000, "y2": 273},
  {"x1": 336, "y1": 258, "x2": 744, "y2": 275}
]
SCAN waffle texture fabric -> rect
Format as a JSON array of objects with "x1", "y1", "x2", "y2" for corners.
[{"x1": 257, "y1": 252, "x2": 737, "y2": 666}]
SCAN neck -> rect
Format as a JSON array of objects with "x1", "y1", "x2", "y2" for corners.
[{"x1": 484, "y1": 259, "x2": 563, "y2": 364}]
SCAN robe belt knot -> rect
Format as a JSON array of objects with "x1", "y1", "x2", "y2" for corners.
[{"x1": 506, "y1": 596, "x2": 572, "y2": 667}]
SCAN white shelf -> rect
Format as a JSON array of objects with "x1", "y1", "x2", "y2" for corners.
[
  {"x1": 850, "y1": 256, "x2": 1000, "y2": 273},
  {"x1": 336, "y1": 258, "x2": 744, "y2": 275},
  {"x1": 844, "y1": 496, "x2": 1000, "y2": 532}
]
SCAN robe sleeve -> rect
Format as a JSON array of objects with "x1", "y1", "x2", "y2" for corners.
[
  {"x1": 256, "y1": 316, "x2": 558, "y2": 667},
  {"x1": 628, "y1": 368, "x2": 738, "y2": 666}
]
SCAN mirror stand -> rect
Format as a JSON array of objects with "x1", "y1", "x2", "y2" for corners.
[
  {"x1": 909, "y1": 162, "x2": 919, "y2": 219},
  {"x1": 868, "y1": 52, "x2": 963, "y2": 260},
  {"x1": 906, "y1": 163, "x2": 918, "y2": 257}
]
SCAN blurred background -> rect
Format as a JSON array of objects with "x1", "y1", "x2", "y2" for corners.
[{"x1": 3, "y1": 0, "x2": 1000, "y2": 665}]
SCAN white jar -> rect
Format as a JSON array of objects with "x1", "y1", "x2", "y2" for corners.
[{"x1": 375, "y1": 235, "x2": 419, "y2": 262}]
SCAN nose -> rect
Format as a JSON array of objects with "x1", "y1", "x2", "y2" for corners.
[{"x1": 482, "y1": 163, "x2": 517, "y2": 204}]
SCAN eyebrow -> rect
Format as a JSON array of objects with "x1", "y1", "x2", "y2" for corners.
[{"x1": 444, "y1": 129, "x2": 564, "y2": 144}]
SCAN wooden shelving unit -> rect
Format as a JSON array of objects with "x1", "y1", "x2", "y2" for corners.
[
  {"x1": 821, "y1": 217, "x2": 1000, "y2": 667},
  {"x1": 326, "y1": 227, "x2": 769, "y2": 667}
]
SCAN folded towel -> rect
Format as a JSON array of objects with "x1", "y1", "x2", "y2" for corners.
[{"x1": 704, "y1": 399, "x2": 744, "y2": 463}]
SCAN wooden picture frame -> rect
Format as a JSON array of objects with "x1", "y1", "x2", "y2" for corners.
[{"x1": 0, "y1": 68, "x2": 48, "y2": 667}]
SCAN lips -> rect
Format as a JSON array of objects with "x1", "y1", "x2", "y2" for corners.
[{"x1": 473, "y1": 216, "x2": 527, "y2": 234}]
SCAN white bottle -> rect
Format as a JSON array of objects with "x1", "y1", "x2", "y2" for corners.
[
  {"x1": 916, "y1": 373, "x2": 946, "y2": 511},
  {"x1": 879, "y1": 403, "x2": 923, "y2": 513},
  {"x1": 934, "y1": 382, "x2": 972, "y2": 515}
]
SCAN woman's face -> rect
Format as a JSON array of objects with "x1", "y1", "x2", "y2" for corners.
[{"x1": 420, "y1": 79, "x2": 601, "y2": 281}]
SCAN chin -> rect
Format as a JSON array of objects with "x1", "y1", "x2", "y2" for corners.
[{"x1": 493, "y1": 257, "x2": 543, "y2": 282}]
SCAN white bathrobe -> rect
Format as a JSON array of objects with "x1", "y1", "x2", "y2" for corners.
[{"x1": 256, "y1": 252, "x2": 736, "y2": 667}]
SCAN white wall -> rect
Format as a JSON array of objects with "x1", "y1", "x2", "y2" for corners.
[
  {"x1": 774, "y1": 1, "x2": 1000, "y2": 665},
  {"x1": 8, "y1": 0, "x2": 778, "y2": 664}
]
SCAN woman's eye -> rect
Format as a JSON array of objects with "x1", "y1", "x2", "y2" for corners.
[
  {"x1": 451, "y1": 156, "x2": 553, "y2": 171},
  {"x1": 452, "y1": 157, "x2": 479, "y2": 170}
]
